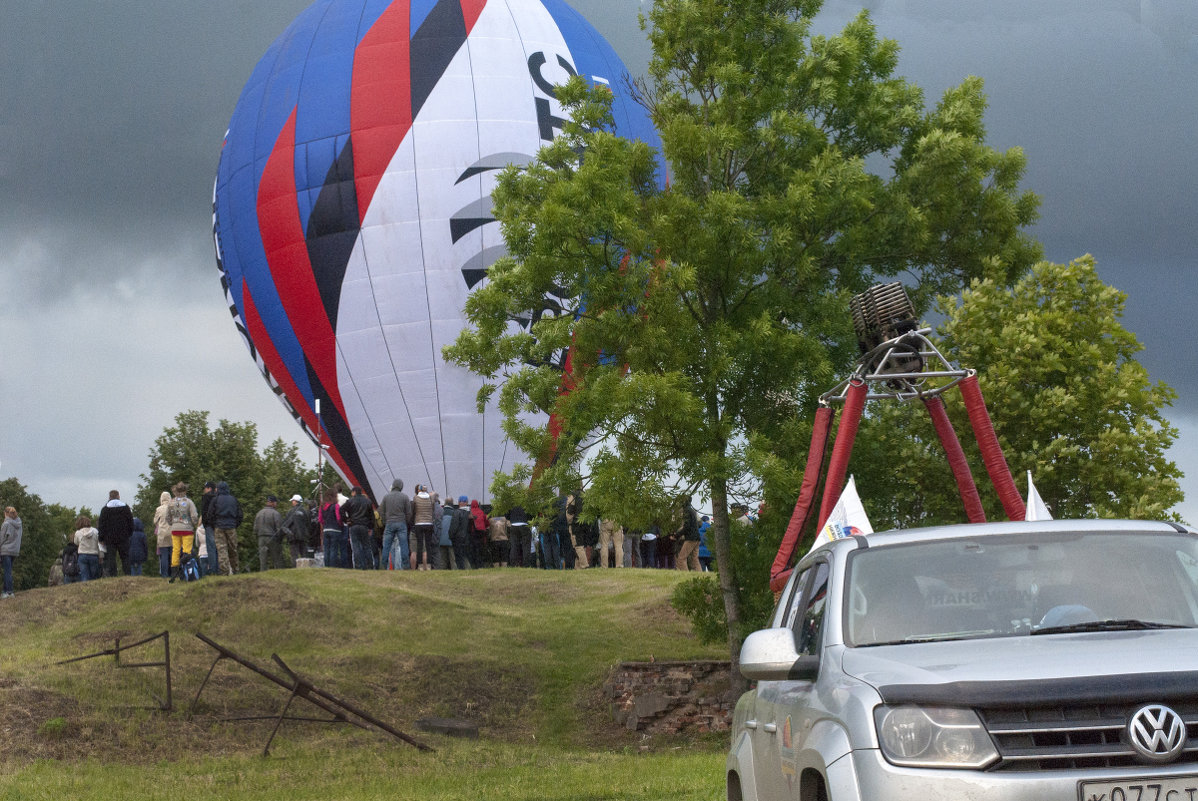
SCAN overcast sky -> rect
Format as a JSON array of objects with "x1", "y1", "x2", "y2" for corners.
[{"x1": 1, "y1": 0, "x2": 1195, "y2": 521}]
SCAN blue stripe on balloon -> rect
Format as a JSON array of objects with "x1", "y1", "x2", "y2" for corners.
[
  {"x1": 410, "y1": 0, "x2": 440, "y2": 34},
  {"x1": 293, "y1": 0, "x2": 361, "y2": 232}
]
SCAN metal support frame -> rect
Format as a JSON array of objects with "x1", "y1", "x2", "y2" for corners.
[
  {"x1": 190, "y1": 632, "x2": 432, "y2": 755},
  {"x1": 821, "y1": 328, "x2": 972, "y2": 403},
  {"x1": 57, "y1": 631, "x2": 172, "y2": 711},
  {"x1": 769, "y1": 327, "x2": 1027, "y2": 589}
]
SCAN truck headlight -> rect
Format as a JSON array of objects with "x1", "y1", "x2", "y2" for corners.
[{"x1": 874, "y1": 705, "x2": 999, "y2": 769}]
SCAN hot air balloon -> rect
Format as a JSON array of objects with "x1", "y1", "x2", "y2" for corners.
[{"x1": 213, "y1": 0, "x2": 658, "y2": 502}]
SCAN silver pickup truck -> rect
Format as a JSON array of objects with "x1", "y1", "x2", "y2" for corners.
[{"x1": 727, "y1": 519, "x2": 1198, "y2": 801}]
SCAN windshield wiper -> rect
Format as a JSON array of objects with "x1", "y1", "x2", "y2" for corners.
[
  {"x1": 861, "y1": 632, "x2": 993, "y2": 646},
  {"x1": 1031, "y1": 619, "x2": 1191, "y2": 636}
]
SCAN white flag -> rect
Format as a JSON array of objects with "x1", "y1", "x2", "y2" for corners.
[
  {"x1": 1025, "y1": 470, "x2": 1053, "y2": 521},
  {"x1": 807, "y1": 476, "x2": 874, "y2": 555}
]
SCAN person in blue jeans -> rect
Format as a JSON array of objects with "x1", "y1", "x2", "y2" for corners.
[
  {"x1": 73, "y1": 515, "x2": 103, "y2": 582},
  {"x1": 341, "y1": 486, "x2": 375, "y2": 569},
  {"x1": 377, "y1": 478, "x2": 411, "y2": 570},
  {"x1": 0, "y1": 506, "x2": 22, "y2": 597},
  {"x1": 199, "y1": 482, "x2": 219, "y2": 577},
  {"x1": 318, "y1": 489, "x2": 346, "y2": 568}
]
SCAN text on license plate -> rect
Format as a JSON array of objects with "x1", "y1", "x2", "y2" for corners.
[{"x1": 1081, "y1": 777, "x2": 1198, "y2": 801}]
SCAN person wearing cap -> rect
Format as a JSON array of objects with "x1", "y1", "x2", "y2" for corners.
[
  {"x1": 254, "y1": 494, "x2": 285, "y2": 572},
  {"x1": 281, "y1": 494, "x2": 310, "y2": 567},
  {"x1": 450, "y1": 495, "x2": 473, "y2": 569}
]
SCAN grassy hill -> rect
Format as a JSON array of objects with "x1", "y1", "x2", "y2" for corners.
[{"x1": 0, "y1": 568, "x2": 729, "y2": 800}]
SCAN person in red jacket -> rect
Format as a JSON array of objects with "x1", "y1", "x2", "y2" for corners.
[{"x1": 469, "y1": 500, "x2": 489, "y2": 568}]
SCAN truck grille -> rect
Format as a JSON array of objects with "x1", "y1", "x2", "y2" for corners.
[{"x1": 981, "y1": 702, "x2": 1198, "y2": 771}]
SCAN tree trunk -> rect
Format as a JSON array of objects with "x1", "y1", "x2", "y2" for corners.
[{"x1": 710, "y1": 475, "x2": 749, "y2": 699}]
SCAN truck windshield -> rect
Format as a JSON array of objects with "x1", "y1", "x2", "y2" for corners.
[{"x1": 845, "y1": 531, "x2": 1198, "y2": 646}]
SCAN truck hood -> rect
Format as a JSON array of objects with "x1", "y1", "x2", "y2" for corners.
[{"x1": 840, "y1": 628, "x2": 1198, "y2": 707}]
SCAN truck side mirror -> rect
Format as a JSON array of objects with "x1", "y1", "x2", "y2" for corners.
[{"x1": 739, "y1": 628, "x2": 819, "y2": 682}]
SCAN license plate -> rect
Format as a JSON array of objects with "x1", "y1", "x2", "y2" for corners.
[{"x1": 1080, "y1": 777, "x2": 1198, "y2": 801}]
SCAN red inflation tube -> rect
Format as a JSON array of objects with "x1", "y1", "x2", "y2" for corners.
[
  {"x1": 960, "y1": 374, "x2": 1026, "y2": 521},
  {"x1": 817, "y1": 379, "x2": 867, "y2": 531},
  {"x1": 923, "y1": 395, "x2": 986, "y2": 524},
  {"x1": 769, "y1": 405, "x2": 834, "y2": 593}
]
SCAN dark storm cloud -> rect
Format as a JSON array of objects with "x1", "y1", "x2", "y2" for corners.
[
  {"x1": 2, "y1": 3, "x2": 311, "y2": 267},
  {"x1": 814, "y1": 0, "x2": 1198, "y2": 413},
  {"x1": 2, "y1": 0, "x2": 1194, "y2": 520}
]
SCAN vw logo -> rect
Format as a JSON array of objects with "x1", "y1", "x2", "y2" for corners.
[{"x1": 1127, "y1": 704, "x2": 1187, "y2": 763}]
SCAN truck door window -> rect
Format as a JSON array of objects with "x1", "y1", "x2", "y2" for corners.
[{"x1": 795, "y1": 562, "x2": 830, "y2": 656}]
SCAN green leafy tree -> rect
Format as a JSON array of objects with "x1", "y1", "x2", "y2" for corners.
[
  {"x1": 446, "y1": 0, "x2": 1038, "y2": 688},
  {"x1": 851, "y1": 256, "x2": 1183, "y2": 527},
  {"x1": 135, "y1": 411, "x2": 316, "y2": 571}
]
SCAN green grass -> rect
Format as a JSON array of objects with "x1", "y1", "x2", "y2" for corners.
[
  {"x1": 0, "y1": 568, "x2": 728, "y2": 799},
  {"x1": 3, "y1": 742, "x2": 721, "y2": 800}
]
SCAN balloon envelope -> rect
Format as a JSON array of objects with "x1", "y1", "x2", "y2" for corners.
[{"x1": 214, "y1": 0, "x2": 658, "y2": 501}]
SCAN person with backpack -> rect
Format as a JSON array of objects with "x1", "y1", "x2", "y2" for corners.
[
  {"x1": 60, "y1": 541, "x2": 81, "y2": 584},
  {"x1": 167, "y1": 482, "x2": 201, "y2": 583}
]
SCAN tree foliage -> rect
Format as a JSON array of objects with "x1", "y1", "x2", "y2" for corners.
[
  {"x1": 445, "y1": 0, "x2": 1039, "y2": 686},
  {"x1": 135, "y1": 410, "x2": 316, "y2": 571},
  {"x1": 850, "y1": 256, "x2": 1183, "y2": 527},
  {"x1": 0, "y1": 478, "x2": 81, "y2": 591}
]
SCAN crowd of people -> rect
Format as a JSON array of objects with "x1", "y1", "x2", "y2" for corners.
[
  {"x1": 14, "y1": 479, "x2": 730, "y2": 593},
  {"x1": 311, "y1": 481, "x2": 716, "y2": 572}
]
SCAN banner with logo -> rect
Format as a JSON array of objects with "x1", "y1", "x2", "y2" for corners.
[{"x1": 806, "y1": 476, "x2": 873, "y2": 555}]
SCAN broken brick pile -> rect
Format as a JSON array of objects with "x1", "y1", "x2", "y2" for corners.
[{"x1": 604, "y1": 660, "x2": 733, "y2": 734}]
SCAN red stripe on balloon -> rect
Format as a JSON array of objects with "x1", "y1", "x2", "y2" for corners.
[
  {"x1": 350, "y1": 2, "x2": 412, "y2": 222},
  {"x1": 460, "y1": 0, "x2": 487, "y2": 32},
  {"x1": 240, "y1": 280, "x2": 357, "y2": 484},
  {"x1": 256, "y1": 107, "x2": 349, "y2": 423}
]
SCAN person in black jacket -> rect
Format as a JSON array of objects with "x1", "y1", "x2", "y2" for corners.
[
  {"x1": 507, "y1": 505, "x2": 532, "y2": 567},
  {"x1": 209, "y1": 482, "x2": 243, "y2": 575},
  {"x1": 98, "y1": 490, "x2": 135, "y2": 577},
  {"x1": 280, "y1": 494, "x2": 311, "y2": 567},
  {"x1": 341, "y1": 486, "x2": 375, "y2": 570},
  {"x1": 446, "y1": 496, "x2": 473, "y2": 569}
]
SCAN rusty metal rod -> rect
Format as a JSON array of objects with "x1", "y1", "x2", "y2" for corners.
[
  {"x1": 271, "y1": 654, "x2": 433, "y2": 752},
  {"x1": 190, "y1": 633, "x2": 364, "y2": 730},
  {"x1": 56, "y1": 631, "x2": 169, "y2": 665}
]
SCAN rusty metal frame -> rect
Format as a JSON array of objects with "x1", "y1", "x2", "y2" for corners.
[
  {"x1": 190, "y1": 632, "x2": 432, "y2": 755},
  {"x1": 57, "y1": 630, "x2": 172, "y2": 711}
]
